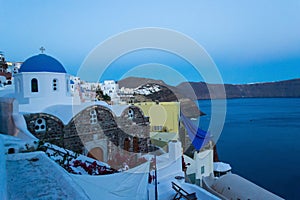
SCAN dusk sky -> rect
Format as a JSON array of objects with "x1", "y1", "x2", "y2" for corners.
[{"x1": 1, "y1": 0, "x2": 300, "y2": 85}]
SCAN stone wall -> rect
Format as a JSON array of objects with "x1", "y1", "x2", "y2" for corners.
[
  {"x1": 118, "y1": 106, "x2": 150, "y2": 153},
  {"x1": 23, "y1": 113, "x2": 64, "y2": 147},
  {"x1": 23, "y1": 105, "x2": 151, "y2": 160},
  {"x1": 0, "y1": 98, "x2": 18, "y2": 135}
]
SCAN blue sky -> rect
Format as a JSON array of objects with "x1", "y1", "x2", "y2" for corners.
[{"x1": 1, "y1": 0, "x2": 300, "y2": 85}]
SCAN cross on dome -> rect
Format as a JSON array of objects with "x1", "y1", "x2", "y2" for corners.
[{"x1": 39, "y1": 47, "x2": 46, "y2": 54}]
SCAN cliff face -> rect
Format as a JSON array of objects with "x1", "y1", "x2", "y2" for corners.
[
  {"x1": 120, "y1": 77, "x2": 300, "y2": 100},
  {"x1": 118, "y1": 77, "x2": 168, "y2": 89},
  {"x1": 176, "y1": 78, "x2": 300, "y2": 99}
]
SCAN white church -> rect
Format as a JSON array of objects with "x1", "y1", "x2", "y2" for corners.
[{"x1": 13, "y1": 54, "x2": 74, "y2": 111}]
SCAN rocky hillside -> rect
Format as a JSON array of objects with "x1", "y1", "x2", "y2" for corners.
[
  {"x1": 118, "y1": 77, "x2": 169, "y2": 89},
  {"x1": 119, "y1": 77, "x2": 203, "y2": 117},
  {"x1": 119, "y1": 77, "x2": 300, "y2": 117},
  {"x1": 133, "y1": 83, "x2": 179, "y2": 102},
  {"x1": 177, "y1": 78, "x2": 300, "y2": 99},
  {"x1": 120, "y1": 77, "x2": 300, "y2": 100}
]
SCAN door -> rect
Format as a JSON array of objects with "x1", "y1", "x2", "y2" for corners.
[{"x1": 87, "y1": 147, "x2": 104, "y2": 161}]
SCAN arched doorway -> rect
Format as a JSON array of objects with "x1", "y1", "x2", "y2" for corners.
[{"x1": 87, "y1": 147, "x2": 104, "y2": 161}]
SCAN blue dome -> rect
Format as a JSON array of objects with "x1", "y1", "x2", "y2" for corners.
[{"x1": 19, "y1": 54, "x2": 66, "y2": 73}]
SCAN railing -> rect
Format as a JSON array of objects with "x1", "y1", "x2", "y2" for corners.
[{"x1": 172, "y1": 182, "x2": 197, "y2": 200}]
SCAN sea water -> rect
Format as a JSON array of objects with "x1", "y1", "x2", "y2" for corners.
[{"x1": 197, "y1": 98, "x2": 300, "y2": 200}]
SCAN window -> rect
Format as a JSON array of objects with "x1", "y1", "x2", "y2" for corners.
[
  {"x1": 152, "y1": 125, "x2": 163, "y2": 131},
  {"x1": 13, "y1": 67, "x2": 18, "y2": 74},
  {"x1": 66, "y1": 79, "x2": 69, "y2": 92},
  {"x1": 90, "y1": 109, "x2": 97, "y2": 124},
  {"x1": 128, "y1": 109, "x2": 134, "y2": 119},
  {"x1": 34, "y1": 118, "x2": 46, "y2": 132},
  {"x1": 31, "y1": 78, "x2": 38, "y2": 92},
  {"x1": 8, "y1": 148, "x2": 15, "y2": 154},
  {"x1": 52, "y1": 79, "x2": 58, "y2": 91},
  {"x1": 201, "y1": 166, "x2": 205, "y2": 174}
]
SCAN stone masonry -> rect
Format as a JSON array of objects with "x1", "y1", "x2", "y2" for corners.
[{"x1": 23, "y1": 105, "x2": 150, "y2": 161}]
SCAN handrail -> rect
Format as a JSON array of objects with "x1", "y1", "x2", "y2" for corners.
[{"x1": 172, "y1": 182, "x2": 197, "y2": 200}]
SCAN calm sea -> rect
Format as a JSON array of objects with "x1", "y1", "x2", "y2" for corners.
[{"x1": 197, "y1": 98, "x2": 300, "y2": 200}]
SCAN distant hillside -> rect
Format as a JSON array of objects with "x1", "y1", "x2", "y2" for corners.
[
  {"x1": 132, "y1": 83, "x2": 179, "y2": 102},
  {"x1": 120, "y1": 77, "x2": 300, "y2": 100},
  {"x1": 177, "y1": 78, "x2": 300, "y2": 99},
  {"x1": 119, "y1": 77, "x2": 300, "y2": 117},
  {"x1": 118, "y1": 77, "x2": 168, "y2": 89},
  {"x1": 119, "y1": 77, "x2": 203, "y2": 117}
]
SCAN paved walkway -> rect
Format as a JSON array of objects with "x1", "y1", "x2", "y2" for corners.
[{"x1": 6, "y1": 151, "x2": 89, "y2": 200}]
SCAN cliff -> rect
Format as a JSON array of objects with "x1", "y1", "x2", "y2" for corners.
[
  {"x1": 119, "y1": 77, "x2": 300, "y2": 117},
  {"x1": 177, "y1": 78, "x2": 300, "y2": 100}
]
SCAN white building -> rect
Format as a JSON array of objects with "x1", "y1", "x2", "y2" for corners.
[
  {"x1": 81, "y1": 81, "x2": 101, "y2": 91},
  {"x1": 6, "y1": 61, "x2": 22, "y2": 75},
  {"x1": 100, "y1": 80, "x2": 119, "y2": 96},
  {"x1": 184, "y1": 148, "x2": 214, "y2": 187},
  {"x1": 12, "y1": 54, "x2": 75, "y2": 111},
  {"x1": 69, "y1": 76, "x2": 80, "y2": 93},
  {"x1": 100, "y1": 80, "x2": 120, "y2": 104},
  {"x1": 70, "y1": 76, "x2": 81, "y2": 85}
]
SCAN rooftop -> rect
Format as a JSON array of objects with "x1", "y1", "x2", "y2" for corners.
[
  {"x1": 6, "y1": 151, "x2": 88, "y2": 199},
  {"x1": 19, "y1": 54, "x2": 66, "y2": 73}
]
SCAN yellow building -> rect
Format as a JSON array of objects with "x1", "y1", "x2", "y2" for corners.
[{"x1": 134, "y1": 101, "x2": 180, "y2": 133}]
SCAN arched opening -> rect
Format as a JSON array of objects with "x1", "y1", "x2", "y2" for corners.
[
  {"x1": 133, "y1": 136, "x2": 139, "y2": 153},
  {"x1": 124, "y1": 138, "x2": 130, "y2": 152},
  {"x1": 8, "y1": 148, "x2": 15, "y2": 154},
  {"x1": 31, "y1": 78, "x2": 38, "y2": 92},
  {"x1": 89, "y1": 109, "x2": 98, "y2": 124},
  {"x1": 128, "y1": 108, "x2": 134, "y2": 119},
  {"x1": 34, "y1": 118, "x2": 46, "y2": 132},
  {"x1": 87, "y1": 147, "x2": 104, "y2": 161}
]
